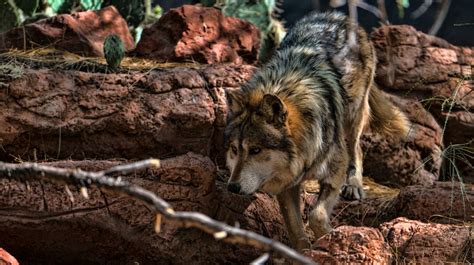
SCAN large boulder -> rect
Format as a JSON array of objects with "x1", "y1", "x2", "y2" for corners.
[
  {"x1": 361, "y1": 95, "x2": 443, "y2": 187},
  {"x1": 135, "y1": 5, "x2": 260, "y2": 64},
  {"x1": 0, "y1": 6, "x2": 135, "y2": 57},
  {"x1": 393, "y1": 181, "x2": 474, "y2": 223},
  {"x1": 379, "y1": 217, "x2": 472, "y2": 263},
  {"x1": 371, "y1": 25, "x2": 474, "y2": 183},
  {"x1": 0, "y1": 61, "x2": 254, "y2": 162},
  {"x1": 0, "y1": 153, "x2": 285, "y2": 264},
  {"x1": 303, "y1": 180, "x2": 474, "y2": 228},
  {"x1": 307, "y1": 226, "x2": 393, "y2": 264}
]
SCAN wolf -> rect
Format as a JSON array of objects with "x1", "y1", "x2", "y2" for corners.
[{"x1": 224, "y1": 11, "x2": 410, "y2": 251}]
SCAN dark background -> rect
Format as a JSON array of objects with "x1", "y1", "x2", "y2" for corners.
[{"x1": 156, "y1": 0, "x2": 474, "y2": 46}]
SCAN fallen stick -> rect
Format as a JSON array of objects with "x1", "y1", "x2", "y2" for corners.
[{"x1": 0, "y1": 159, "x2": 316, "y2": 265}]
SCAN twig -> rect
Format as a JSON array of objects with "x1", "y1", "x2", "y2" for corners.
[
  {"x1": 357, "y1": 1, "x2": 383, "y2": 20},
  {"x1": 376, "y1": 0, "x2": 389, "y2": 23},
  {"x1": 347, "y1": 0, "x2": 358, "y2": 50},
  {"x1": 410, "y1": 0, "x2": 433, "y2": 19},
  {"x1": 0, "y1": 160, "x2": 315, "y2": 265},
  {"x1": 428, "y1": 0, "x2": 452, "y2": 35},
  {"x1": 251, "y1": 253, "x2": 271, "y2": 264}
]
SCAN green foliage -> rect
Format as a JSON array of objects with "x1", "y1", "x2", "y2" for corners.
[
  {"x1": 397, "y1": 0, "x2": 410, "y2": 18},
  {"x1": 47, "y1": 0, "x2": 75, "y2": 13},
  {"x1": 152, "y1": 5, "x2": 162, "y2": 16},
  {"x1": 0, "y1": 0, "x2": 21, "y2": 33},
  {"x1": 101, "y1": 0, "x2": 145, "y2": 28},
  {"x1": 211, "y1": 0, "x2": 286, "y2": 61},
  {"x1": 0, "y1": 61, "x2": 24, "y2": 88},
  {"x1": 103, "y1": 33, "x2": 125, "y2": 70},
  {"x1": 80, "y1": 0, "x2": 101, "y2": 10},
  {"x1": 46, "y1": 0, "x2": 101, "y2": 13},
  {"x1": 15, "y1": 0, "x2": 40, "y2": 16}
]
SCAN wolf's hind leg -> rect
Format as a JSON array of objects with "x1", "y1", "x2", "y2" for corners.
[
  {"x1": 277, "y1": 184, "x2": 311, "y2": 252},
  {"x1": 341, "y1": 85, "x2": 370, "y2": 201},
  {"x1": 341, "y1": 125, "x2": 365, "y2": 200}
]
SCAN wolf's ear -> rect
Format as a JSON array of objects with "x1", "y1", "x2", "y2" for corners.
[
  {"x1": 226, "y1": 89, "x2": 245, "y2": 117},
  {"x1": 260, "y1": 94, "x2": 287, "y2": 127}
]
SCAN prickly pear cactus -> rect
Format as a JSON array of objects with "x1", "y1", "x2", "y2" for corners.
[{"x1": 103, "y1": 34, "x2": 125, "y2": 70}]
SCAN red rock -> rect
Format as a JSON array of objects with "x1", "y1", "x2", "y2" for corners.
[
  {"x1": 0, "y1": 6, "x2": 135, "y2": 56},
  {"x1": 0, "y1": 248, "x2": 19, "y2": 265},
  {"x1": 361, "y1": 94, "x2": 443, "y2": 187},
  {"x1": 0, "y1": 63, "x2": 254, "y2": 162},
  {"x1": 0, "y1": 154, "x2": 285, "y2": 264},
  {"x1": 308, "y1": 226, "x2": 393, "y2": 264},
  {"x1": 379, "y1": 217, "x2": 471, "y2": 263},
  {"x1": 135, "y1": 5, "x2": 260, "y2": 64},
  {"x1": 394, "y1": 182, "x2": 474, "y2": 223},
  {"x1": 371, "y1": 25, "x2": 474, "y2": 183}
]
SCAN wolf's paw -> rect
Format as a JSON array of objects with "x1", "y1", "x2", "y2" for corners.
[
  {"x1": 296, "y1": 237, "x2": 312, "y2": 252},
  {"x1": 341, "y1": 183, "x2": 365, "y2": 201}
]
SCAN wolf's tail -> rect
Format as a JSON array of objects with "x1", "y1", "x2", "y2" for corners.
[{"x1": 368, "y1": 85, "x2": 412, "y2": 139}]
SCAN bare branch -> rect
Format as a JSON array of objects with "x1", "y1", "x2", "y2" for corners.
[
  {"x1": 411, "y1": 0, "x2": 433, "y2": 19},
  {"x1": 0, "y1": 161, "x2": 316, "y2": 265},
  {"x1": 347, "y1": 0, "x2": 358, "y2": 50},
  {"x1": 357, "y1": 1, "x2": 384, "y2": 20},
  {"x1": 251, "y1": 253, "x2": 270, "y2": 264},
  {"x1": 428, "y1": 0, "x2": 452, "y2": 36},
  {"x1": 376, "y1": 0, "x2": 389, "y2": 23},
  {"x1": 103, "y1": 158, "x2": 160, "y2": 176}
]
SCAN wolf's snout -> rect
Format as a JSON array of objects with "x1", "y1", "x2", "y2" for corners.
[{"x1": 227, "y1": 182, "x2": 241, "y2": 194}]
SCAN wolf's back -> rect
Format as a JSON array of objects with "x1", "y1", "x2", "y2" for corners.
[
  {"x1": 280, "y1": 12, "x2": 349, "y2": 62},
  {"x1": 282, "y1": 11, "x2": 411, "y2": 140}
]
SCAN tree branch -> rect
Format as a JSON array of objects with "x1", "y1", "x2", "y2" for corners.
[
  {"x1": 410, "y1": 0, "x2": 433, "y2": 19},
  {"x1": 0, "y1": 160, "x2": 316, "y2": 265},
  {"x1": 428, "y1": 0, "x2": 451, "y2": 36}
]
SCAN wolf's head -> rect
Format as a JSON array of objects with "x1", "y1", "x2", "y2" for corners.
[{"x1": 224, "y1": 89, "x2": 300, "y2": 195}]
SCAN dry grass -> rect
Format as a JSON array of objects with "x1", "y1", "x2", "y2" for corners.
[
  {"x1": 0, "y1": 47, "x2": 204, "y2": 72},
  {"x1": 302, "y1": 177, "x2": 399, "y2": 199}
]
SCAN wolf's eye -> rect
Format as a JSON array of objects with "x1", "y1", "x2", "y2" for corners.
[
  {"x1": 231, "y1": 145, "x2": 238, "y2": 154},
  {"x1": 249, "y1": 147, "x2": 261, "y2": 155}
]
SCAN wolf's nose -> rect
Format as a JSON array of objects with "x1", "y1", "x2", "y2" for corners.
[{"x1": 227, "y1": 182, "x2": 241, "y2": 194}]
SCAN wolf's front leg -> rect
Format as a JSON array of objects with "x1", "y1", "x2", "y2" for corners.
[
  {"x1": 309, "y1": 163, "x2": 346, "y2": 239},
  {"x1": 277, "y1": 184, "x2": 311, "y2": 252}
]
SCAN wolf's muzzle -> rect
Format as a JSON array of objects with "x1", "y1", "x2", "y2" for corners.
[{"x1": 227, "y1": 182, "x2": 241, "y2": 194}]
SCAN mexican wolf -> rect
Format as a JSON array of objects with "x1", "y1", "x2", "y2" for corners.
[{"x1": 224, "y1": 11, "x2": 410, "y2": 251}]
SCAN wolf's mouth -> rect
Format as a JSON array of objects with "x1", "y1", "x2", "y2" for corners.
[{"x1": 227, "y1": 175, "x2": 265, "y2": 195}]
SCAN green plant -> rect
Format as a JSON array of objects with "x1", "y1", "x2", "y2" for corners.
[
  {"x1": 415, "y1": 77, "x2": 473, "y2": 219},
  {"x1": 15, "y1": 0, "x2": 40, "y2": 16},
  {"x1": 80, "y1": 0, "x2": 101, "y2": 10},
  {"x1": 0, "y1": 0, "x2": 22, "y2": 33},
  {"x1": 0, "y1": 61, "x2": 24, "y2": 88},
  {"x1": 103, "y1": 33, "x2": 125, "y2": 70},
  {"x1": 46, "y1": 0, "x2": 75, "y2": 13}
]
